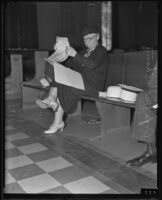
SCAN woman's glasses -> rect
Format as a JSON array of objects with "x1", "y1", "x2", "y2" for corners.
[{"x1": 83, "y1": 36, "x2": 97, "y2": 42}]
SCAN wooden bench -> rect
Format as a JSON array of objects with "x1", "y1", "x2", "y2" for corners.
[
  {"x1": 22, "y1": 82, "x2": 136, "y2": 126},
  {"x1": 20, "y1": 50, "x2": 157, "y2": 138}
]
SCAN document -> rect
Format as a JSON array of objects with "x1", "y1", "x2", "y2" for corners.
[
  {"x1": 45, "y1": 37, "x2": 70, "y2": 63},
  {"x1": 46, "y1": 60, "x2": 85, "y2": 90},
  {"x1": 54, "y1": 37, "x2": 70, "y2": 52}
]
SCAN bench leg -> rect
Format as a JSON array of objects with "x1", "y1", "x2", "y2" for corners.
[
  {"x1": 130, "y1": 108, "x2": 135, "y2": 126},
  {"x1": 96, "y1": 101, "x2": 130, "y2": 138}
]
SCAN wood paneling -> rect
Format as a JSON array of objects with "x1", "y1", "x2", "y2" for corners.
[
  {"x1": 106, "y1": 50, "x2": 158, "y2": 90},
  {"x1": 105, "y1": 53, "x2": 124, "y2": 88}
]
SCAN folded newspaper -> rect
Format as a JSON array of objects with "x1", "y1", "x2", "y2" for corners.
[
  {"x1": 45, "y1": 37, "x2": 70, "y2": 63},
  {"x1": 44, "y1": 60, "x2": 85, "y2": 90},
  {"x1": 54, "y1": 37, "x2": 70, "y2": 51},
  {"x1": 44, "y1": 37, "x2": 85, "y2": 90}
]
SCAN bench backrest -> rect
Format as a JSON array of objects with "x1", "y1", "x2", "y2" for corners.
[{"x1": 105, "y1": 50, "x2": 157, "y2": 91}]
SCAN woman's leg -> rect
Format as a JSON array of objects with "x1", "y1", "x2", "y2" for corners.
[
  {"x1": 36, "y1": 87, "x2": 58, "y2": 110},
  {"x1": 48, "y1": 87, "x2": 58, "y2": 101},
  {"x1": 44, "y1": 99, "x2": 65, "y2": 134},
  {"x1": 52, "y1": 100, "x2": 64, "y2": 126}
]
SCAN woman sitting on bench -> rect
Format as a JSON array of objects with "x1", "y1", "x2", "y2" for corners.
[{"x1": 36, "y1": 27, "x2": 108, "y2": 134}]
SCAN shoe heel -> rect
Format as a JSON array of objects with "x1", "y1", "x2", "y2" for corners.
[
  {"x1": 59, "y1": 127, "x2": 64, "y2": 132},
  {"x1": 51, "y1": 102, "x2": 59, "y2": 111},
  {"x1": 53, "y1": 105, "x2": 59, "y2": 112},
  {"x1": 59, "y1": 122, "x2": 65, "y2": 132},
  {"x1": 44, "y1": 122, "x2": 65, "y2": 134}
]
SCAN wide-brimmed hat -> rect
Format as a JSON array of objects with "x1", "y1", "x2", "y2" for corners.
[{"x1": 82, "y1": 27, "x2": 99, "y2": 37}]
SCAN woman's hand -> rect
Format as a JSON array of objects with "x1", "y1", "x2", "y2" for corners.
[{"x1": 66, "y1": 46, "x2": 77, "y2": 57}]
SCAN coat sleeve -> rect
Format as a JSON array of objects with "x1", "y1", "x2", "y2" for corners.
[{"x1": 73, "y1": 46, "x2": 108, "y2": 69}]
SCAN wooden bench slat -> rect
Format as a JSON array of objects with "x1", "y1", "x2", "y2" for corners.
[
  {"x1": 22, "y1": 83, "x2": 135, "y2": 125},
  {"x1": 81, "y1": 95, "x2": 136, "y2": 109},
  {"x1": 22, "y1": 83, "x2": 49, "y2": 91},
  {"x1": 22, "y1": 83, "x2": 136, "y2": 109}
]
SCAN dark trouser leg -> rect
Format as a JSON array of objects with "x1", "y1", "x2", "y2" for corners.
[{"x1": 81, "y1": 100, "x2": 101, "y2": 124}]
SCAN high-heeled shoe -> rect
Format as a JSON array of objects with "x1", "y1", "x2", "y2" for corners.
[
  {"x1": 36, "y1": 98, "x2": 58, "y2": 111},
  {"x1": 44, "y1": 121, "x2": 65, "y2": 134},
  {"x1": 49, "y1": 100, "x2": 59, "y2": 111},
  {"x1": 36, "y1": 99, "x2": 49, "y2": 109}
]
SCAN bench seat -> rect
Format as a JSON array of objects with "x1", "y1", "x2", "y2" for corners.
[{"x1": 22, "y1": 83, "x2": 136, "y2": 126}]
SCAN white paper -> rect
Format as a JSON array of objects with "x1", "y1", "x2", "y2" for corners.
[
  {"x1": 45, "y1": 51, "x2": 68, "y2": 63},
  {"x1": 45, "y1": 37, "x2": 70, "y2": 63},
  {"x1": 47, "y1": 61, "x2": 85, "y2": 90},
  {"x1": 118, "y1": 84, "x2": 143, "y2": 92},
  {"x1": 54, "y1": 37, "x2": 70, "y2": 51},
  {"x1": 45, "y1": 58, "x2": 54, "y2": 65}
]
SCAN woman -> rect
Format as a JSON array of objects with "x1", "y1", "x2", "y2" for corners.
[{"x1": 36, "y1": 27, "x2": 109, "y2": 134}]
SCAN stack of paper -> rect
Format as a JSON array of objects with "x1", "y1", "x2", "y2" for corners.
[
  {"x1": 54, "y1": 37, "x2": 70, "y2": 52},
  {"x1": 45, "y1": 37, "x2": 70, "y2": 63},
  {"x1": 45, "y1": 61, "x2": 85, "y2": 90}
]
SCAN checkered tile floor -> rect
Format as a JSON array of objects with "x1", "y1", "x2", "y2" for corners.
[{"x1": 4, "y1": 124, "x2": 114, "y2": 194}]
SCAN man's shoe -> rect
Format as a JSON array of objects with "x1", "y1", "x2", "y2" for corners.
[
  {"x1": 127, "y1": 151, "x2": 155, "y2": 167},
  {"x1": 83, "y1": 118, "x2": 101, "y2": 124},
  {"x1": 87, "y1": 119, "x2": 101, "y2": 124}
]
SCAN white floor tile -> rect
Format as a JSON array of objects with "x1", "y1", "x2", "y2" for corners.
[
  {"x1": 5, "y1": 155, "x2": 34, "y2": 170},
  {"x1": 18, "y1": 143, "x2": 48, "y2": 154},
  {"x1": 18, "y1": 174, "x2": 61, "y2": 193},
  {"x1": 64, "y1": 176, "x2": 110, "y2": 194},
  {"x1": 6, "y1": 133, "x2": 29, "y2": 141},
  {"x1": 5, "y1": 141, "x2": 15, "y2": 150},
  {"x1": 37, "y1": 156, "x2": 73, "y2": 172},
  {"x1": 5, "y1": 171, "x2": 16, "y2": 184}
]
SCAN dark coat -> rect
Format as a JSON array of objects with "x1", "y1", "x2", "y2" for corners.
[
  {"x1": 57, "y1": 44, "x2": 109, "y2": 113},
  {"x1": 131, "y1": 66, "x2": 157, "y2": 143}
]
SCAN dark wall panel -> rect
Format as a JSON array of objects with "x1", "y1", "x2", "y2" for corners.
[
  {"x1": 4, "y1": 2, "x2": 18, "y2": 48},
  {"x1": 4, "y1": 2, "x2": 158, "y2": 50},
  {"x1": 134, "y1": 1, "x2": 158, "y2": 48},
  {"x1": 4, "y1": 2, "x2": 38, "y2": 49},
  {"x1": 36, "y1": 2, "x2": 62, "y2": 50},
  {"x1": 117, "y1": 2, "x2": 136, "y2": 49},
  {"x1": 106, "y1": 50, "x2": 157, "y2": 90},
  {"x1": 36, "y1": 2, "x2": 101, "y2": 50},
  {"x1": 61, "y1": 2, "x2": 88, "y2": 49},
  {"x1": 112, "y1": 1, "x2": 158, "y2": 49}
]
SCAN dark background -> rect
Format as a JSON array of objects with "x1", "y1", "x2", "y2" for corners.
[{"x1": 3, "y1": 1, "x2": 158, "y2": 51}]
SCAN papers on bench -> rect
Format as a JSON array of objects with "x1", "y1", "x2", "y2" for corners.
[
  {"x1": 99, "y1": 83, "x2": 143, "y2": 103},
  {"x1": 45, "y1": 60, "x2": 85, "y2": 90},
  {"x1": 99, "y1": 92, "x2": 136, "y2": 104},
  {"x1": 118, "y1": 84, "x2": 143, "y2": 92}
]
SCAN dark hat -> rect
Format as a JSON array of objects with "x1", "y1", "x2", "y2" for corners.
[{"x1": 82, "y1": 27, "x2": 99, "y2": 36}]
